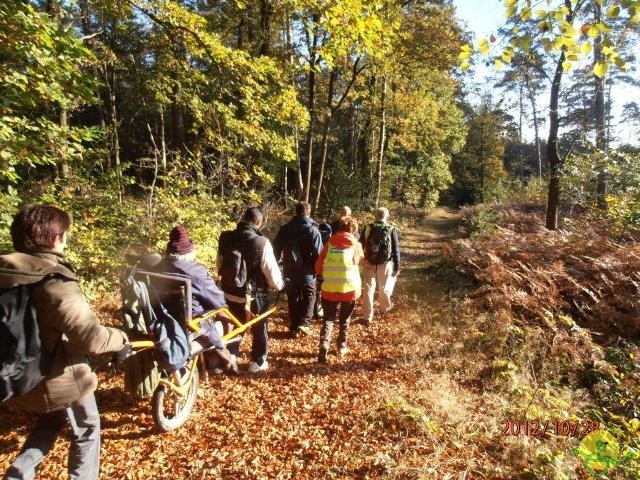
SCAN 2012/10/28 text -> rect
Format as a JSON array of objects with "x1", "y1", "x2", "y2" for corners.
[{"x1": 500, "y1": 419, "x2": 600, "y2": 438}]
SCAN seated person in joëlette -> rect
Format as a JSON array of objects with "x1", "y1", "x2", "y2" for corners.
[{"x1": 154, "y1": 225, "x2": 235, "y2": 373}]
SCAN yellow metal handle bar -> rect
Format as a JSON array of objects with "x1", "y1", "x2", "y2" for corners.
[
  {"x1": 221, "y1": 306, "x2": 277, "y2": 341},
  {"x1": 130, "y1": 340, "x2": 155, "y2": 349},
  {"x1": 188, "y1": 307, "x2": 244, "y2": 332}
]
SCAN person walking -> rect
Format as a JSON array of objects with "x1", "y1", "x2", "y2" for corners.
[
  {"x1": 330, "y1": 206, "x2": 351, "y2": 235},
  {"x1": 360, "y1": 207, "x2": 401, "y2": 325},
  {"x1": 217, "y1": 207, "x2": 284, "y2": 373},
  {"x1": 1, "y1": 205, "x2": 129, "y2": 480},
  {"x1": 273, "y1": 202, "x2": 322, "y2": 336},
  {"x1": 315, "y1": 216, "x2": 363, "y2": 362}
]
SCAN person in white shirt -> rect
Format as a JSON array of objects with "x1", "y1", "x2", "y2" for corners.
[{"x1": 217, "y1": 207, "x2": 284, "y2": 373}]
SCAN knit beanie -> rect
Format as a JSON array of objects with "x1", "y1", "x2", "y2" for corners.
[{"x1": 166, "y1": 225, "x2": 194, "y2": 255}]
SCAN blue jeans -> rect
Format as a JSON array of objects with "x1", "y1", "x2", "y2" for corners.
[
  {"x1": 227, "y1": 291, "x2": 269, "y2": 365},
  {"x1": 5, "y1": 393, "x2": 101, "y2": 480}
]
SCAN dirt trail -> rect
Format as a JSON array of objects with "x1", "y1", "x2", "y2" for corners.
[{"x1": 0, "y1": 208, "x2": 465, "y2": 479}]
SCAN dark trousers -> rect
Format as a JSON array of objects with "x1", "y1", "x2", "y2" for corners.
[
  {"x1": 226, "y1": 292, "x2": 269, "y2": 365},
  {"x1": 287, "y1": 276, "x2": 316, "y2": 331},
  {"x1": 319, "y1": 299, "x2": 355, "y2": 353},
  {"x1": 5, "y1": 394, "x2": 101, "y2": 480}
]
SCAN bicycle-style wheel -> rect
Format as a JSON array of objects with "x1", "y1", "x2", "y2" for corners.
[{"x1": 151, "y1": 361, "x2": 199, "y2": 432}]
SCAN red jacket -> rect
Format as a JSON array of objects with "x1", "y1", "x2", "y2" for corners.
[{"x1": 315, "y1": 231, "x2": 363, "y2": 302}]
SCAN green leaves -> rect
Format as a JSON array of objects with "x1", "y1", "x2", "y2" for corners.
[{"x1": 0, "y1": 2, "x2": 98, "y2": 183}]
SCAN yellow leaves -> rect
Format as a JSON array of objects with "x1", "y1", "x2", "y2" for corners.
[
  {"x1": 520, "y1": 7, "x2": 532, "y2": 21},
  {"x1": 459, "y1": 44, "x2": 473, "y2": 69},
  {"x1": 607, "y1": 5, "x2": 621, "y2": 18},
  {"x1": 477, "y1": 38, "x2": 490, "y2": 55},
  {"x1": 580, "y1": 42, "x2": 592, "y2": 55},
  {"x1": 614, "y1": 56, "x2": 626, "y2": 69},
  {"x1": 593, "y1": 61, "x2": 608, "y2": 78},
  {"x1": 495, "y1": 59, "x2": 504, "y2": 69},
  {"x1": 519, "y1": 35, "x2": 532, "y2": 52},
  {"x1": 562, "y1": 60, "x2": 572, "y2": 71},
  {"x1": 587, "y1": 25, "x2": 600, "y2": 38}
]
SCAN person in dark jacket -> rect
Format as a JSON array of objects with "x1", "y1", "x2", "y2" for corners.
[
  {"x1": 155, "y1": 225, "x2": 234, "y2": 372},
  {"x1": 1, "y1": 205, "x2": 129, "y2": 480},
  {"x1": 273, "y1": 202, "x2": 322, "y2": 336},
  {"x1": 218, "y1": 207, "x2": 283, "y2": 373}
]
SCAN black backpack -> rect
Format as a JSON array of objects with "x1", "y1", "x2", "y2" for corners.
[
  {"x1": 0, "y1": 283, "x2": 48, "y2": 402},
  {"x1": 282, "y1": 237, "x2": 304, "y2": 271},
  {"x1": 365, "y1": 223, "x2": 394, "y2": 265},
  {"x1": 218, "y1": 230, "x2": 255, "y2": 291}
]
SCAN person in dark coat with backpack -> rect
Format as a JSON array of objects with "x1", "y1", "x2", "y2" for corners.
[
  {"x1": 359, "y1": 207, "x2": 401, "y2": 325},
  {"x1": 154, "y1": 225, "x2": 234, "y2": 372},
  {"x1": 273, "y1": 202, "x2": 322, "y2": 336},
  {"x1": 217, "y1": 207, "x2": 283, "y2": 373},
  {"x1": 0, "y1": 205, "x2": 129, "y2": 480}
]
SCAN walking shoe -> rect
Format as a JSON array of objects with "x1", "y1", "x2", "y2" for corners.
[
  {"x1": 226, "y1": 354, "x2": 239, "y2": 376},
  {"x1": 247, "y1": 360, "x2": 269, "y2": 373},
  {"x1": 317, "y1": 348, "x2": 328, "y2": 363},
  {"x1": 361, "y1": 317, "x2": 372, "y2": 326},
  {"x1": 298, "y1": 325, "x2": 312, "y2": 336},
  {"x1": 338, "y1": 346, "x2": 349, "y2": 357}
]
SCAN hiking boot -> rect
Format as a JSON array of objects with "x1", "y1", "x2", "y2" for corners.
[
  {"x1": 317, "y1": 348, "x2": 328, "y2": 363},
  {"x1": 298, "y1": 325, "x2": 312, "y2": 336},
  {"x1": 247, "y1": 360, "x2": 269, "y2": 373}
]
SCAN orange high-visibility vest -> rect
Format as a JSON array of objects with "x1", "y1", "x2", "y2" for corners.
[{"x1": 321, "y1": 245, "x2": 361, "y2": 294}]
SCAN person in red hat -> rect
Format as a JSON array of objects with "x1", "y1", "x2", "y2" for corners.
[{"x1": 155, "y1": 225, "x2": 235, "y2": 372}]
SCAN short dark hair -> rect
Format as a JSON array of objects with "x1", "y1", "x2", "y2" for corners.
[
  {"x1": 296, "y1": 201, "x2": 311, "y2": 217},
  {"x1": 11, "y1": 204, "x2": 72, "y2": 253},
  {"x1": 339, "y1": 216, "x2": 358, "y2": 234},
  {"x1": 242, "y1": 206, "x2": 264, "y2": 226}
]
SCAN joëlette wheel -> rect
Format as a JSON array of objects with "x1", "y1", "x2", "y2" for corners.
[{"x1": 151, "y1": 363, "x2": 199, "y2": 432}]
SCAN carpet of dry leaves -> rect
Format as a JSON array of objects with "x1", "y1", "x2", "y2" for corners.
[
  {"x1": 0, "y1": 208, "x2": 473, "y2": 479},
  {"x1": 2, "y1": 206, "x2": 637, "y2": 479}
]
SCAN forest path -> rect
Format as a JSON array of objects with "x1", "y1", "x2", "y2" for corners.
[{"x1": 0, "y1": 208, "x2": 475, "y2": 480}]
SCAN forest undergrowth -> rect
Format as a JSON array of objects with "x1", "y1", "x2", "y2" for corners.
[{"x1": 0, "y1": 205, "x2": 638, "y2": 479}]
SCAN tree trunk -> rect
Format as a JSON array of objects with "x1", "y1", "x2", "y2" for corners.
[
  {"x1": 314, "y1": 70, "x2": 336, "y2": 211},
  {"x1": 171, "y1": 87, "x2": 185, "y2": 151},
  {"x1": 58, "y1": 109, "x2": 69, "y2": 179},
  {"x1": 374, "y1": 76, "x2": 387, "y2": 208},
  {"x1": 80, "y1": 0, "x2": 107, "y2": 167},
  {"x1": 593, "y1": 2, "x2": 607, "y2": 209},
  {"x1": 545, "y1": 50, "x2": 567, "y2": 230},
  {"x1": 109, "y1": 70, "x2": 121, "y2": 169},
  {"x1": 48, "y1": 0, "x2": 69, "y2": 179},
  {"x1": 159, "y1": 105, "x2": 167, "y2": 170},
  {"x1": 545, "y1": 0, "x2": 576, "y2": 230},
  {"x1": 303, "y1": 14, "x2": 320, "y2": 202},
  {"x1": 259, "y1": 0, "x2": 271, "y2": 56}
]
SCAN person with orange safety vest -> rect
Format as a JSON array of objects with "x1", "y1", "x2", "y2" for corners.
[{"x1": 314, "y1": 216, "x2": 363, "y2": 363}]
